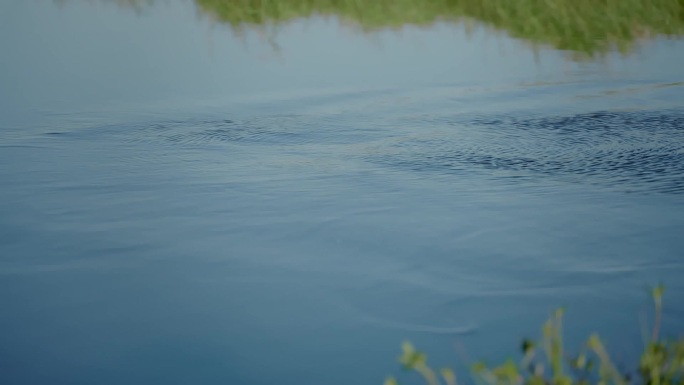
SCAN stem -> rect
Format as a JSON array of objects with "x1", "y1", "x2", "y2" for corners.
[
  {"x1": 415, "y1": 363, "x2": 440, "y2": 385},
  {"x1": 650, "y1": 284, "x2": 664, "y2": 342},
  {"x1": 652, "y1": 296, "x2": 662, "y2": 342},
  {"x1": 589, "y1": 335, "x2": 626, "y2": 385}
]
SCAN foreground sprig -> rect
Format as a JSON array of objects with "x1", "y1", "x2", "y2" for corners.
[{"x1": 385, "y1": 285, "x2": 683, "y2": 385}]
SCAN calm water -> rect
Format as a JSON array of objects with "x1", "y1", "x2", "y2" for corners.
[{"x1": 1, "y1": 1, "x2": 683, "y2": 385}]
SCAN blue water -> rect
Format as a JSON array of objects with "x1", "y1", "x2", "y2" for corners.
[{"x1": 1, "y1": 1, "x2": 683, "y2": 385}]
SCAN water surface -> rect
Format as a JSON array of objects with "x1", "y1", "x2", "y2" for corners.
[{"x1": 1, "y1": 1, "x2": 683, "y2": 385}]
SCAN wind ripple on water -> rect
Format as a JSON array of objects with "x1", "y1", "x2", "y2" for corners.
[
  {"x1": 51, "y1": 102, "x2": 684, "y2": 195},
  {"x1": 91, "y1": 115, "x2": 378, "y2": 147},
  {"x1": 364, "y1": 110, "x2": 684, "y2": 194}
]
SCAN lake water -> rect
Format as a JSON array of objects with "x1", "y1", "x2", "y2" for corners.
[{"x1": 1, "y1": 1, "x2": 683, "y2": 385}]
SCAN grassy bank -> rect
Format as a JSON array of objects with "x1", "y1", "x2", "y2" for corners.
[
  {"x1": 195, "y1": 0, "x2": 684, "y2": 56},
  {"x1": 385, "y1": 285, "x2": 683, "y2": 385}
]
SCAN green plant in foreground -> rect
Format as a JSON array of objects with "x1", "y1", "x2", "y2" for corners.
[{"x1": 386, "y1": 285, "x2": 684, "y2": 385}]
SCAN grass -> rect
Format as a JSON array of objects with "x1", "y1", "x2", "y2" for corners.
[
  {"x1": 385, "y1": 284, "x2": 684, "y2": 385},
  {"x1": 194, "y1": 0, "x2": 684, "y2": 57},
  {"x1": 98, "y1": 0, "x2": 684, "y2": 56}
]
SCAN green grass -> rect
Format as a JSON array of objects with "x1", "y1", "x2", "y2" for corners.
[
  {"x1": 195, "y1": 0, "x2": 684, "y2": 56},
  {"x1": 103, "y1": 0, "x2": 684, "y2": 56},
  {"x1": 385, "y1": 284, "x2": 684, "y2": 385}
]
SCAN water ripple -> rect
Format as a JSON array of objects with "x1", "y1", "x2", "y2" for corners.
[
  {"x1": 44, "y1": 103, "x2": 684, "y2": 196},
  {"x1": 77, "y1": 115, "x2": 378, "y2": 147},
  {"x1": 363, "y1": 110, "x2": 684, "y2": 194}
]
